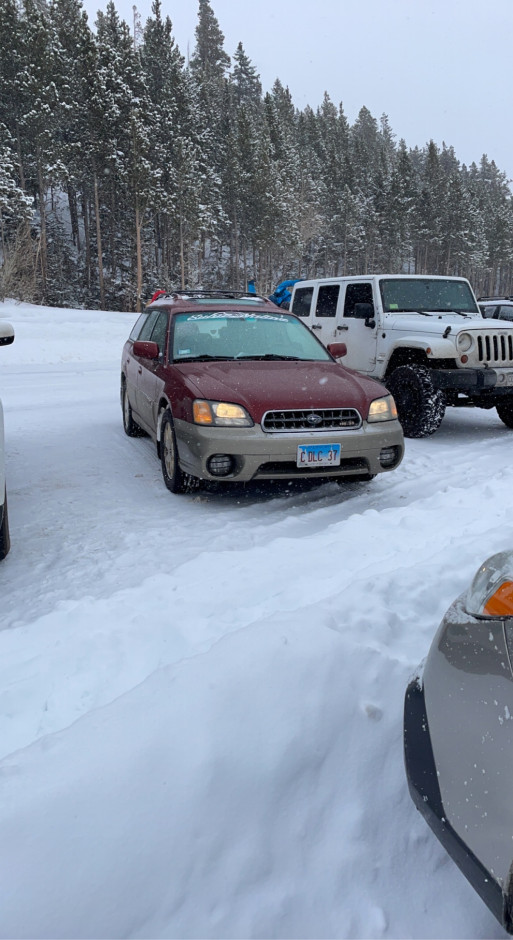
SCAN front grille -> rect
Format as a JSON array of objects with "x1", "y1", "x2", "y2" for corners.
[
  {"x1": 262, "y1": 407, "x2": 361, "y2": 432},
  {"x1": 476, "y1": 331, "x2": 513, "y2": 364},
  {"x1": 255, "y1": 458, "x2": 368, "y2": 476}
]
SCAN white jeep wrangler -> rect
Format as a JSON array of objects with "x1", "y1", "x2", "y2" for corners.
[{"x1": 289, "y1": 274, "x2": 513, "y2": 437}]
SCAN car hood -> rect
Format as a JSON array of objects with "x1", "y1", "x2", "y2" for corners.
[
  {"x1": 383, "y1": 312, "x2": 513, "y2": 334},
  {"x1": 176, "y1": 360, "x2": 383, "y2": 423}
]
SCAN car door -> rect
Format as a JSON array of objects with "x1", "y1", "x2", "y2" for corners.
[
  {"x1": 310, "y1": 283, "x2": 341, "y2": 347},
  {"x1": 290, "y1": 285, "x2": 315, "y2": 331},
  {"x1": 334, "y1": 282, "x2": 378, "y2": 373},
  {"x1": 135, "y1": 310, "x2": 169, "y2": 431}
]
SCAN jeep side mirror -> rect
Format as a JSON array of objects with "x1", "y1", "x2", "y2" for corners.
[{"x1": 353, "y1": 302, "x2": 374, "y2": 321}]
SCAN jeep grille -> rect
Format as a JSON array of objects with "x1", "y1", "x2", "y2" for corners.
[
  {"x1": 262, "y1": 408, "x2": 361, "y2": 432},
  {"x1": 476, "y1": 331, "x2": 513, "y2": 365}
]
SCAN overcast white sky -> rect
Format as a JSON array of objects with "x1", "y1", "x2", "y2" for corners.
[{"x1": 82, "y1": 0, "x2": 513, "y2": 182}]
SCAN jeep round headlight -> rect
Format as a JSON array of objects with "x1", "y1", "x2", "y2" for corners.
[
  {"x1": 457, "y1": 332, "x2": 473, "y2": 352},
  {"x1": 466, "y1": 551, "x2": 513, "y2": 618},
  {"x1": 367, "y1": 395, "x2": 398, "y2": 423}
]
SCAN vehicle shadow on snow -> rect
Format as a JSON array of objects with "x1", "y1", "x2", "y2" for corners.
[
  {"x1": 425, "y1": 407, "x2": 512, "y2": 443},
  {"x1": 192, "y1": 475, "x2": 374, "y2": 507}
]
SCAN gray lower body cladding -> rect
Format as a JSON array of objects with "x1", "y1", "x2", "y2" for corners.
[
  {"x1": 404, "y1": 600, "x2": 513, "y2": 933},
  {"x1": 173, "y1": 416, "x2": 404, "y2": 482}
]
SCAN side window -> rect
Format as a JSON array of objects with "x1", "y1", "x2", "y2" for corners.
[
  {"x1": 343, "y1": 283, "x2": 374, "y2": 318},
  {"x1": 291, "y1": 287, "x2": 314, "y2": 317},
  {"x1": 149, "y1": 311, "x2": 169, "y2": 354},
  {"x1": 315, "y1": 284, "x2": 339, "y2": 318},
  {"x1": 498, "y1": 306, "x2": 513, "y2": 321},
  {"x1": 129, "y1": 312, "x2": 149, "y2": 339},
  {"x1": 138, "y1": 309, "x2": 161, "y2": 340}
]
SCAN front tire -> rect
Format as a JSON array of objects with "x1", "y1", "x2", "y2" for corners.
[
  {"x1": 0, "y1": 489, "x2": 10, "y2": 560},
  {"x1": 386, "y1": 364, "x2": 445, "y2": 438},
  {"x1": 122, "y1": 380, "x2": 141, "y2": 437},
  {"x1": 160, "y1": 410, "x2": 188, "y2": 494},
  {"x1": 496, "y1": 400, "x2": 513, "y2": 428}
]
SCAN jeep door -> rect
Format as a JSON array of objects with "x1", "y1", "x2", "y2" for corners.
[
  {"x1": 334, "y1": 282, "x2": 379, "y2": 373},
  {"x1": 290, "y1": 283, "x2": 342, "y2": 348}
]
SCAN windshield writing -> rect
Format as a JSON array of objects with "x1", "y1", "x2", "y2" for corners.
[{"x1": 171, "y1": 312, "x2": 331, "y2": 362}]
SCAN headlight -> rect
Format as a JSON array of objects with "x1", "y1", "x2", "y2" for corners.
[
  {"x1": 457, "y1": 332, "x2": 473, "y2": 352},
  {"x1": 367, "y1": 395, "x2": 398, "y2": 423},
  {"x1": 466, "y1": 551, "x2": 513, "y2": 618},
  {"x1": 193, "y1": 400, "x2": 253, "y2": 427}
]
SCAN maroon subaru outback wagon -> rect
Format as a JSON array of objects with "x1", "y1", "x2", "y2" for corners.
[{"x1": 121, "y1": 290, "x2": 404, "y2": 493}]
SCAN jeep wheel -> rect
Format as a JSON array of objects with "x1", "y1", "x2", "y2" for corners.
[
  {"x1": 496, "y1": 400, "x2": 513, "y2": 428},
  {"x1": 386, "y1": 365, "x2": 445, "y2": 438}
]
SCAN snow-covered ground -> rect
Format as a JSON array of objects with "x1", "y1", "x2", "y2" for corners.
[{"x1": 0, "y1": 299, "x2": 510, "y2": 940}]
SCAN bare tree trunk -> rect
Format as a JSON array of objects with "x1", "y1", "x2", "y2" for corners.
[
  {"x1": 36, "y1": 153, "x2": 48, "y2": 300},
  {"x1": 67, "y1": 184, "x2": 80, "y2": 251},
  {"x1": 179, "y1": 213, "x2": 185, "y2": 289},
  {"x1": 16, "y1": 125, "x2": 25, "y2": 191},
  {"x1": 92, "y1": 169, "x2": 105, "y2": 308},
  {"x1": 135, "y1": 199, "x2": 143, "y2": 311},
  {"x1": 81, "y1": 192, "x2": 91, "y2": 291}
]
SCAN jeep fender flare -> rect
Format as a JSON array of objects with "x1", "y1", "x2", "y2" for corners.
[{"x1": 384, "y1": 338, "x2": 457, "y2": 377}]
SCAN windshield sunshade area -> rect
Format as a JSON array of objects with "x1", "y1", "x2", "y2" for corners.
[
  {"x1": 379, "y1": 278, "x2": 479, "y2": 314},
  {"x1": 170, "y1": 312, "x2": 332, "y2": 362}
]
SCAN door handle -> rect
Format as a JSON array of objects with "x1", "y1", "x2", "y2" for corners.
[
  {"x1": 337, "y1": 324, "x2": 349, "y2": 331},
  {"x1": 138, "y1": 367, "x2": 142, "y2": 374},
  {"x1": 312, "y1": 324, "x2": 322, "y2": 330}
]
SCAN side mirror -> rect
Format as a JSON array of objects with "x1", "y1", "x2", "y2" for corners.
[
  {"x1": 0, "y1": 322, "x2": 14, "y2": 346},
  {"x1": 327, "y1": 342, "x2": 347, "y2": 359},
  {"x1": 354, "y1": 302, "x2": 374, "y2": 321},
  {"x1": 133, "y1": 340, "x2": 159, "y2": 360}
]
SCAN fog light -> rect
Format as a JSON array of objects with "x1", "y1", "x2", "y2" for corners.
[
  {"x1": 207, "y1": 454, "x2": 235, "y2": 476},
  {"x1": 379, "y1": 445, "x2": 399, "y2": 468}
]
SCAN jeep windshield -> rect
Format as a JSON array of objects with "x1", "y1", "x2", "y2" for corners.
[
  {"x1": 379, "y1": 278, "x2": 479, "y2": 314},
  {"x1": 171, "y1": 311, "x2": 332, "y2": 362}
]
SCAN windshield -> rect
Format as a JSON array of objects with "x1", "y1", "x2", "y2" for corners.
[
  {"x1": 170, "y1": 311, "x2": 332, "y2": 362},
  {"x1": 379, "y1": 278, "x2": 479, "y2": 314}
]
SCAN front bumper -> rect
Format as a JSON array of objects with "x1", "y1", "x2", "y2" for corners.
[
  {"x1": 431, "y1": 366, "x2": 513, "y2": 398},
  {"x1": 173, "y1": 417, "x2": 404, "y2": 482},
  {"x1": 404, "y1": 599, "x2": 513, "y2": 933}
]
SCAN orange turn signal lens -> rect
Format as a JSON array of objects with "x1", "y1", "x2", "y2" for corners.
[
  {"x1": 193, "y1": 400, "x2": 213, "y2": 424},
  {"x1": 483, "y1": 581, "x2": 513, "y2": 617}
]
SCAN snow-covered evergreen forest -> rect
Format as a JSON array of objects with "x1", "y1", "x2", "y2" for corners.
[{"x1": 1, "y1": 0, "x2": 512, "y2": 311}]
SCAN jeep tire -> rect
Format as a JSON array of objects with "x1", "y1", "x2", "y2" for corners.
[
  {"x1": 496, "y1": 400, "x2": 513, "y2": 429},
  {"x1": 386, "y1": 364, "x2": 445, "y2": 438}
]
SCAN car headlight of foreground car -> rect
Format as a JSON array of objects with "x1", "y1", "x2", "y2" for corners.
[
  {"x1": 367, "y1": 395, "x2": 398, "y2": 422},
  {"x1": 404, "y1": 549, "x2": 513, "y2": 935},
  {"x1": 193, "y1": 400, "x2": 254, "y2": 427}
]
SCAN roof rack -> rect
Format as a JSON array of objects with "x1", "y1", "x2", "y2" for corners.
[
  {"x1": 477, "y1": 296, "x2": 513, "y2": 302},
  {"x1": 148, "y1": 289, "x2": 269, "y2": 304}
]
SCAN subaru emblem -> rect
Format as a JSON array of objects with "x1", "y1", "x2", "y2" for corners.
[{"x1": 307, "y1": 413, "x2": 322, "y2": 426}]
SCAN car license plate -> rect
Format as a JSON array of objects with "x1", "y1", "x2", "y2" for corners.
[{"x1": 297, "y1": 443, "x2": 341, "y2": 468}]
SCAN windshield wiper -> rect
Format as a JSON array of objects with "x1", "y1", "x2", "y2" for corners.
[
  {"x1": 432, "y1": 310, "x2": 472, "y2": 317},
  {"x1": 234, "y1": 354, "x2": 304, "y2": 361},
  {"x1": 173, "y1": 354, "x2": 236, "y2": 362}
]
